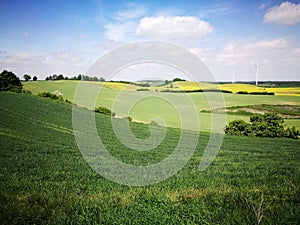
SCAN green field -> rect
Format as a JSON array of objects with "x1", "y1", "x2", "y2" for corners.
[
  {"x1": 0, "y1": 92, "x2": 299, "y2": 224},
  {"x1": 23, "y1": 81, "x2": 300, "y2": 132}
]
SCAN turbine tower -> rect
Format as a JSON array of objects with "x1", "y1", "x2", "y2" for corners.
[
  {"x1": 255, "y1": 64, "x2": 259, "y2": 86},
  {"x1": 232, "y1": 66, "x2": 235, "y2": 84}
]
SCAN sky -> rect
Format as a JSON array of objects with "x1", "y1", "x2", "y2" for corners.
[{"x1": 0, "y1": 0, "x2": 300, "y2": 81}]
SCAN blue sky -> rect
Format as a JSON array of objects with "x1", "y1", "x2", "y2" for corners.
[{"x1": 1, "y1": 0, "x2": 300, "y2": 81}]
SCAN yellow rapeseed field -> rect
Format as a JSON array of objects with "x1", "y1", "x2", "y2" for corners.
[
  {"x1": 101, "y1": 82, "x2": 137, "y2": 90},
  {"x1": 172, "y1": 81, "x2": 217, "y2": 90}
]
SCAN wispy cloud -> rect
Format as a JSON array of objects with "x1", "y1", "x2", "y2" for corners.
[
  {"x1": 198, "y1": 2, "x2": 235, "y2": 18},
  {"x1": 258, "y1": 3, "x2": 268, "y2": 10},
  {"x1": 103, "y1": 3, "x2": 148, "y2": 42},
  {"x1": 114, "y1": 3, "x2": 147, "y2": 21},
  {"x1": 23, "y1": 32, "x2": 30, "y2": 38}
]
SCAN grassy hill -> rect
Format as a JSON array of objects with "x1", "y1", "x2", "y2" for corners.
[
  {"x1": 22, "y1": 80, "x2": 300, "y2": 132},
  {"x1": 0, "y1": 92, "x2": 299, "y2": 224}
]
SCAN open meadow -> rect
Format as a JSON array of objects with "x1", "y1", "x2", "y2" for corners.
[
  {"x1": 23, "y1": 80, "x2": 300, "y2": 132},
  {"x1": 0, "y1": 92, "x2": 299, "y2": 224}
]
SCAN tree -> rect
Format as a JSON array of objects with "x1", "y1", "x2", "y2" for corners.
[
  {"x1": 52, "y1": 74, "x2": 58, "y2": 80},
  {"x1": 56, "y1": 74, "x2": 64, "y2": 80},
  {"x1": 173, "y1": 77, "x2": 186, "y2": 82},
  {"x1": 0, "y1": 70, "x2": 22, "y2": 92},
  {"x1": 33, "y1": 76, "x2": 38, "y2": 81},
  {"x1": 23, "y1": 74, "x2": 31, "y2": 82},
  {"x1": 99, "y1": 77, "x2": 105, "y2": 82}
]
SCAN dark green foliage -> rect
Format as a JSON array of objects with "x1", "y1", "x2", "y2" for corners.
[
  {"x1": 250, "y1": 113, "x2": 284, "y2": 137},
  {"x1": 203, "y1": 89, "x2": 232, "y2": 93},
  {"x1": 237, "y1": 91, "x2": 274, "y2": 95},
  {"x1": 56, "y1": 74, "x2": 64, "y2": 80},
  {"x1": 65, "y1": 99, "x2": 72, "y2": 104},
  {"x1": 0, "y1": 92, "x2": 299, "y2": 224},
  {"x1": 137, "y1": 88, "x2": 150, "y2": 91},
  {"x1": 38, "y1": 91, "x2": 64, "y2": 101},
  {"x1": 22, "y1": 90, "x2": 32, "y2": 95},
  {"x1": 23, "y1": 74, "x2": 31, "y2": 81},
  {"x1": 224, "y1": 119, "x2": 251, "y2": 136},
  {"x1": 249, "y1": 91, "x2": 274, "y2": 95},
  {"x1": 95, "y1": 106, "x2": 115, "y2": 116},
  {"x1": 237, "y1": 91, "x2": 249, "y2": 94},
  {"x1": 32, "y1": 76, "x2": 38, "y2": 81},
  {"x1": 173, "y1": 77, "x2": 186, "y2": 82},
  {"x1": 0, "y1": 70, "x2": 22, "y2": 92},
  {"x1": 284, "y1": 126, "x2": 300, "y2": 139},
  {"x1": 225, "y1": 113, "x2": 299, "y2": 139}
]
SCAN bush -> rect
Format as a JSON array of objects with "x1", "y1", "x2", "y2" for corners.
[
  {"x1": 95, "y1": 106, "x2": 115, "y2": 116},
  {"x1": 38, "y1": 92, "x2": 64, "y2": 101},
  {"x1": 22, "y1": 90, "x2": 32, "y2": 95},
  {"x1": 0, "y1": 70, "x2": 23, "y2": 93},
  {"x1": 249, "y1": 92, "x2": 274, "y2": 95},
  {"x1": 250, "y1": 113, "x2": 285, "y2": 137},
  {"x1": 224, "y1": 120, "x2": 252, "y2": 136},
  {"x1": 65, "y1": 99, "x2": 72, "y2": 104},
  {"x1": 225, "y1": 113, "x2": 299, "y2": 139},
  {"x1": 284, "y1": 126, "x2": 300, "y2": 139}
]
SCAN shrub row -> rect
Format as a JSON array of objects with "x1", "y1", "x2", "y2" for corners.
[
  {"x1": 236, "y1": 91, "x2": 274, "y2": 95},
  {"x1": 160, "y1": 89, "x2": 233, "y2": 93},
  {"x1": 37, "y1": 91, "x2": 72, "y2": 104},
  {"x1": 95, "y1": 106, "x2": 116, "y2": 117}
]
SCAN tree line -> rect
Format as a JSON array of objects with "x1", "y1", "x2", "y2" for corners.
[{"x1": 45, "y1": 74, "x2": 105, "y2": 81}]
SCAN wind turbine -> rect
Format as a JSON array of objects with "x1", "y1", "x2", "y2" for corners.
[
  {"x1": 255, "y1": 64, "x2": 259, "y2": 86},
  {"x1": 232, "y1": 65, "x2": 235, "y2": 84}
]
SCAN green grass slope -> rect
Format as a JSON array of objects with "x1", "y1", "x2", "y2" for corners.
[{"x1": 0, "y1": 92, "x2": 299, "y2": 224}]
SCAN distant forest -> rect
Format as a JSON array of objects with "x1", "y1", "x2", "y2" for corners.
[{"x1": 215, "y1": 81, "x2": 300, "y2": 87}]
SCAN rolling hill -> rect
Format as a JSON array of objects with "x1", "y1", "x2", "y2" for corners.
[{"x1": 0, "y1": 92, "x2": 299, "y2": 224}]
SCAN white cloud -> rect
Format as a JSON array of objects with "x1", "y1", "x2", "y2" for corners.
[
  {"x1": 136, "y1": 16, "x2": 213, "y2": 40},
  {"x1": 264, "y1": 1, "x2": 300, "y2": 25}
]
